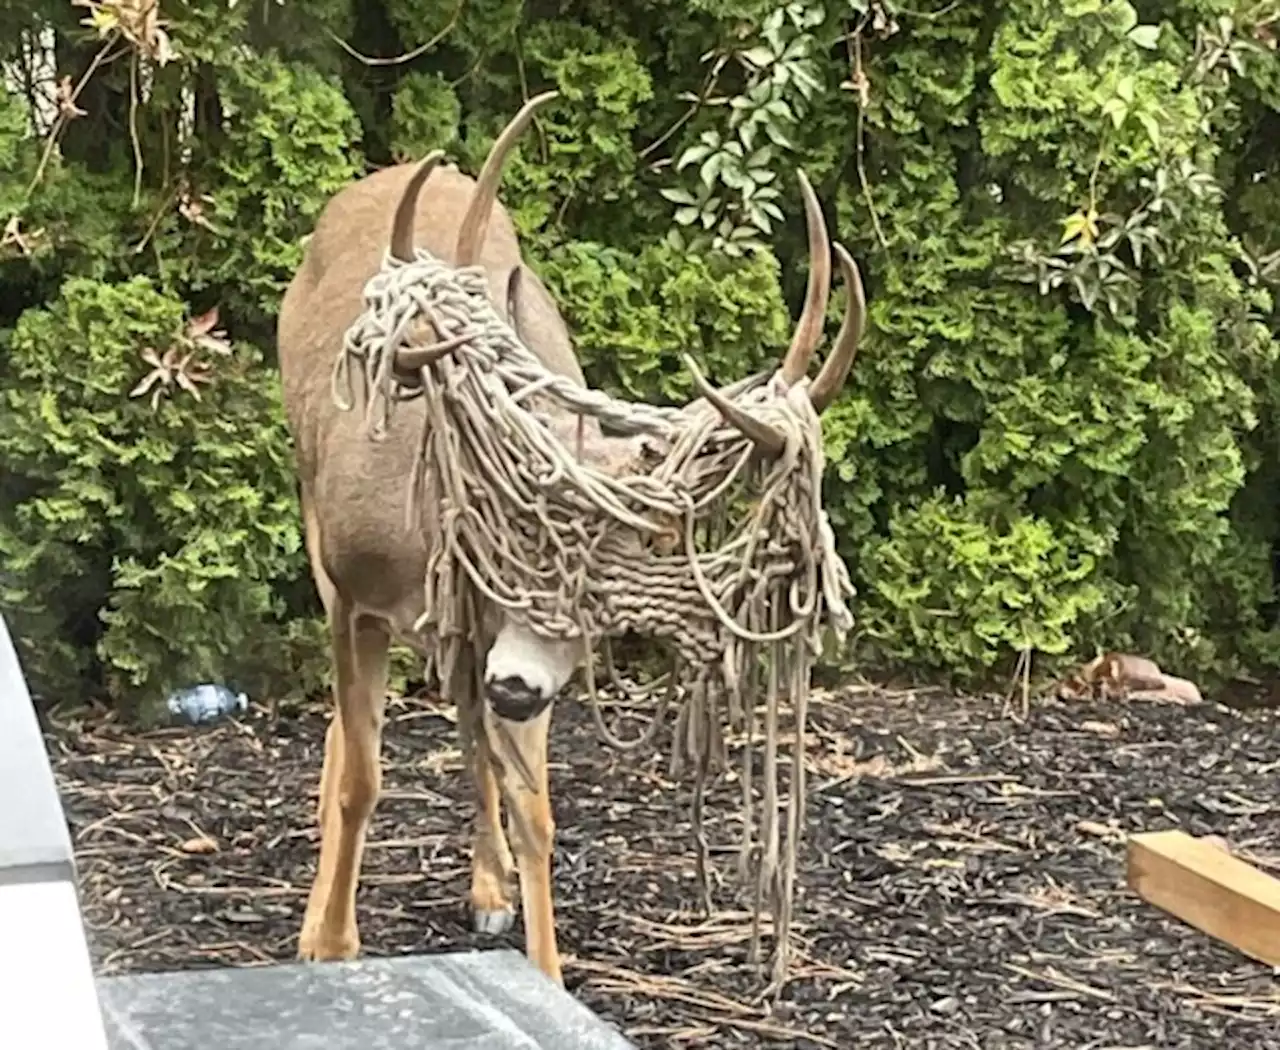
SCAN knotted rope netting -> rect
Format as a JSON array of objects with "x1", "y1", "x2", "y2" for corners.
[{"x1": 332, "y1": 247, "x2": 856, "y2": 983}]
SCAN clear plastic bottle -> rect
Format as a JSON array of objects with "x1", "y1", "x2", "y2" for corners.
[{"x1": 165, "y1": 684, "x2": 248, "y2": 725}]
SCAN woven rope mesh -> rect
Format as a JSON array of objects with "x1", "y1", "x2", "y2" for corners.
[{"x1": 334, "y1": 249, "x2": 856, "y2": 982}]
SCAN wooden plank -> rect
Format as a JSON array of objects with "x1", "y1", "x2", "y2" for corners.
[{"x1": 1126, "y1": 829, "x2": 1280, "y2": 967}]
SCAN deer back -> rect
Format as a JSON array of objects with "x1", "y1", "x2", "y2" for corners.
[{"x1": 277, "y1": 160, "x2": 584, "y2": 626}]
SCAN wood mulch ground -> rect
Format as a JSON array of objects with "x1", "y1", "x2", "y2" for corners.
[{"x1": 43, "y1": 680, "x2": 1280, "y2": 1048}]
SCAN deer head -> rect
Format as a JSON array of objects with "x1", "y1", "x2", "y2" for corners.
[{"x1": 377, "y1": 92, "x2": 865, "y2": 571}]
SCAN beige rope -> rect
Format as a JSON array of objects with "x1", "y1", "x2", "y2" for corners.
[{"x1": 334, "y1": 248, "x2": 855, "y2": 986}]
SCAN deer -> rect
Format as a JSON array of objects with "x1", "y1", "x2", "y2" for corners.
[{"x1": 276, "y1": 91, "x2": 866, "y2": 986}]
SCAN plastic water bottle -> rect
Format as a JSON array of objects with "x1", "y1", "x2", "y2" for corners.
[{"x1": 166, "y1": 684, "x2": 248, "y2": 725}]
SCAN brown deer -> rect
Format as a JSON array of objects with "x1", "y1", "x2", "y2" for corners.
[{"x1": 276, "y1": 92, "x2": 865, "y2": 985}]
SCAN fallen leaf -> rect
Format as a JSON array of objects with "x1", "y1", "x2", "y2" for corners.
[
  {"x1": 187, "y1": 306, "x2": 232, "y2": 355},
  {"x1": 188, "y1": 306, "x2": 219, "y2": 339},
  {"x1": 1076, "y1": 820, "x2": 1122, "y2": 842},
  {"x1": 179, "y1": 835, "x2": 218, "y2": 855}
]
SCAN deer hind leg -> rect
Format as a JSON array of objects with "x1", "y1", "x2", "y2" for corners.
[
  {"x1": 482, "y1": 621, "x2": 579, "y2": 986},
  {"x1": 298, "y1": 599, "x2": 390, "y2": 961}
]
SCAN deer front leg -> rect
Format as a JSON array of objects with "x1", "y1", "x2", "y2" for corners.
[
  {"x1": 450, "y1": 642, "x2": 517, "y2": 935},
  {"x1": 299, "y1": 603, "x2": 389, "y2": 961},
  {"x1": 470, "y1": 716, "x2": 518, "y2": 935},
  {"x1": 483, "y1": 621, "x2": 579, "y2": 986},
  {"x1": 299, "y1": 711, "x2": 343, "y2": 953},
  {"x1": 485, "y1": 704, "x2": 560, "y2": 983}
]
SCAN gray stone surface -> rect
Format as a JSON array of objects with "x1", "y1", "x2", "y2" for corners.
[
  {"x1": 98, "y1": 950, "x2": 636, "y2": 1050},
  {"x1": 0, "y1": 612, "x2": 111, "y2": 1049},
  {"x1": 0, "y1": 613, "x2": 75, "y2": 884}
]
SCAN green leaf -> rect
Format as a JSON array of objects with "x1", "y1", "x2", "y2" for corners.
[
  {"x1": 1060, "y1": 207, "x2": 1099, "y2": 246},
  {"x1": 740, "y1": 46, "x2": 775, "y2": 68},
  {"x1": 675, "y1": 144, "x2": 712, "y2": 171},
  {"x1": 763, "y1": 123, "x2": 793, "y2": 148},
  {"x1": 699, "y1": 153, "x2": 723, "y2": 188},
  {"x1": 1112, "y1": 0, "x2": 1139, "y2": 34},
  {"x1": 1128, "y1": 24, "x2": 1161, "y2": 49},
  {"x1": 1136, "y1": 111, "x2": 1161, "y2": 147},
  {"x1": 659, "y1": 187, "x2": 697, "y2": 205},
  {"x1": 1101, "y1": 97, "x2": 1129, "y2": 128}
]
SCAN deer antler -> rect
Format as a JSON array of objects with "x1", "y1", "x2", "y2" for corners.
[
  {"x1": 388, "y1": 92, "x2": 559, "y2": 269},
  {"x1": 808, "y1": 242, "x2": 866, "y2": 412},
  {"x1": 685, "y1": 228, "x2": 866, "y2": 454},
  {"x1": 394, "y1": 330, "x2": 476, "y2": 372},
  {"x1": 386, "y1": 94, "x2": 558, "y2": 376},
  {"x1": 456, "y1": 91, "x2": 559, "y2": 267},
  {"x1": 389, "y1": 150, "x2": 445, "y2": 262},
  {"x1": 683, "y1": 354, "x2": 787, "y2": 456},
  {"x1": 777, "y1": 170, "x2": 833, "y2": 386}
]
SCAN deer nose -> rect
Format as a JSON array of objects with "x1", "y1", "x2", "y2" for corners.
[{"x1": 485, "y1": 675, "x2": 557, "y2": 723}]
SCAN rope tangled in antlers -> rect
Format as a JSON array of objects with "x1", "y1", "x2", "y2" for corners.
[{"x1": 333, "y1": 246, "x2": 856, "y2": 985}]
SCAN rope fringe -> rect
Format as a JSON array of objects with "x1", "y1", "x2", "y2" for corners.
[{"x1": 334, "y1": 248, "x2": 856, "y2": 985}]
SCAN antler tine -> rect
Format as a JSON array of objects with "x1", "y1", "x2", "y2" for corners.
[
  {"x1": 683, "y1": 354, "x2": 786, "y2": 456},
  {"x1": 808, "y1": 242, "x2": 867, "y2": 413},
  {"x1": 778, "y1": 169, "x2": 833, "y2": 386},
  {"x1": 396, "y1": 331, "x2": 474, "y2": 373},
  {"x1": 455, "y1": 90, "x2": 559, "y2": 267},
  {"x1": 389, "y1": 150, "x2": 446, "y2": 262}
]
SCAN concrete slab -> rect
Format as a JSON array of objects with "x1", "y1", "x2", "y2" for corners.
[
  {"x1": 0, "y1": 614, "x2": 75, "y2": 882},
  {"x1": 0, "y1": 613, "x2": 111, "y2": 1050},
  {"x1": 98, "y1": 950, "x2": 636, "y2": 1050}
]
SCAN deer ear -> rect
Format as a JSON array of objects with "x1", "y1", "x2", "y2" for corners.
[
  {"x1": 505, "y1": 263, "x2": 586, "y2": 387},
  {"x1": 504, "y1": 265, "x2": 523, "y2": 325}
]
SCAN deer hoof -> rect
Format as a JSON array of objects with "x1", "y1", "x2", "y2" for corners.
[
  {"x1": 473, "y1": 907, "x2": 517, "y2": 936},
  {"x1": 297, "y1": 924, "x2": 360, "y2": 962}
]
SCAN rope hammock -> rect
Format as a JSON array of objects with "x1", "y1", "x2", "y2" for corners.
[{"x1": 333, "y1": 247, "x2": 856, "y2": 985}]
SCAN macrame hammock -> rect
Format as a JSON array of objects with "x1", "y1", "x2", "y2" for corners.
[{"x1": 332, "y1": 247, "x2": 855, "y2": 984}]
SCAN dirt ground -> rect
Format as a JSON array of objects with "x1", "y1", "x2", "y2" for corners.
[{"x1": 44, "y1": 680, "x2": 1280, "y2": 1048}]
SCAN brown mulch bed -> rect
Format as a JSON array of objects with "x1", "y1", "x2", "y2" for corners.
[{"x1": 44, "y1": 682, "x2": 1280, "y2": 1048}]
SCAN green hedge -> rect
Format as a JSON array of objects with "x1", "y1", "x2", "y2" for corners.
[{"x1": 0, "y1": 0, "x2": 1276, "y2": 714}]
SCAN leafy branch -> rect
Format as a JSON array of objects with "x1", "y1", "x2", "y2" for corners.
[
  {"x1": 1004, "y1": 6, "x2": 1239, "y2": 321},
  {"x1": 26, "y1": 0, "x2": 176, "y2": 203},
  {"x1": 1239, "y1": 242, "x2": 1280, "y2": 291},
  {"x1": 1189, "y1": 5, "x2": 1278, "y2": 87},
  {"x1": 1007, "y1": 158, "x2": 1222, "y2": 319},
  {"x1": 661, "y1": 0, "x2": 829, "y2": 257}
]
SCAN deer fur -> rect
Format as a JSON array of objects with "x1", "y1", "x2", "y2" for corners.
[{"x1": 276, "y1": 94, "x2": 864, "y2": 984}]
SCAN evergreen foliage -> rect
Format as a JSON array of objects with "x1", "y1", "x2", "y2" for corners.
[{"x1": 0, "y1": 0, "x2": 1276, "y2": 712}]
